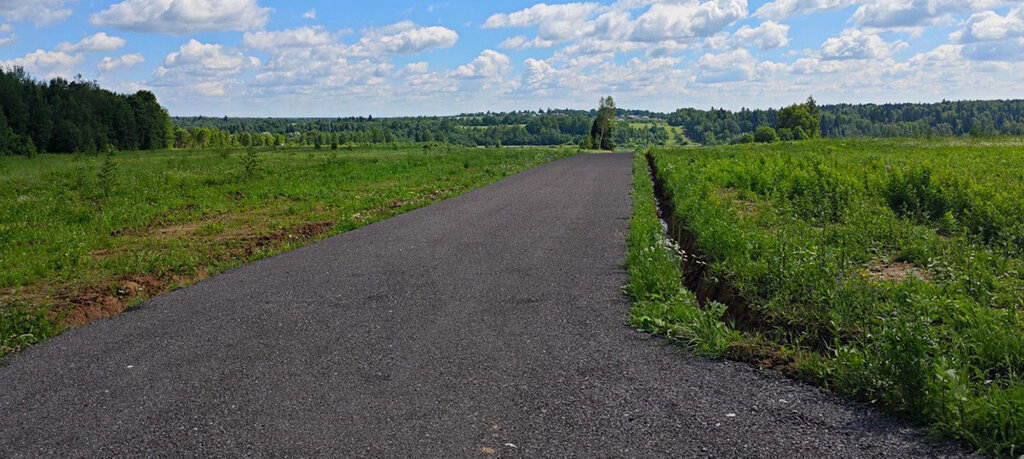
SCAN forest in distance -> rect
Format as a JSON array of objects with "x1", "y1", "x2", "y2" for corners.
[
  {"x1": 2, "y1": 65, "x2": 1024, "y2": 155},
  {"x1": 170, "y1": 98, "x2": 1024, "y2": 150},
  {"x1": 0, "y1": 67, "x2": 172, "y2": 156}
]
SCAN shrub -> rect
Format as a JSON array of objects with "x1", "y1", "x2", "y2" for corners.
[
  {"x1": 97, "y1": 151, "x2": 118, "y2": 196},
  {"x1": 9, "y1": 134, "x2": 36, "y2": 157},
  {"x1": 754, "y1": 126, "x2": 779, "y2": 143},
  {"x1": 739, "y1": 133, "x2": 755, "y2": 144},
  {"x1": 240, "y1": 145, "x2": 263, "y2": 178}
]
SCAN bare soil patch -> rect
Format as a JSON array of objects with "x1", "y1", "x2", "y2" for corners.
[{"x1": 867, "y1": 261, "x2": 931, "y2": 282}]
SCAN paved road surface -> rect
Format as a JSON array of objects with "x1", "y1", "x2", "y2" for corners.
[{"x1": 0, "y1": 154, "x2": 966, "y2": 457}]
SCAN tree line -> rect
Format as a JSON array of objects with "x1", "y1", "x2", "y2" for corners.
[
  {"x1": 0, "y1": 67, "x2": 171, "y2": 156},
  {"x1": 174, "y1": 112, "x2": 597, "y2": 148},
  {"x1": 667, "y1": 99, "x2": 1024, "y2": 145},
  {"x1": 4, "y1": 65, "x2": 1024, "y2": 156}
]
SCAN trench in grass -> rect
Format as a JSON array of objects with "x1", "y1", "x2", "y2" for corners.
[
  {"x1": 641, "y1": 151, "x2": 878, "y2": 359},
  {"x1": 635, "y1": 141, "x2": 1024, "y2": 456},
  {"x1": 644, "y1": 152, "x2": 758, "y2": 333}
]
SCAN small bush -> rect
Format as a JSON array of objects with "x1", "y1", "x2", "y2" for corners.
[
  {"x1": 240, "y1": 145, "x2": 263, "y2": 178},
  {"x1": 754, "y1": 126, "x2": 779, "y2": 143},
  {"x1": 97, "y1": 151, "x2": 118, "y2": 196}
]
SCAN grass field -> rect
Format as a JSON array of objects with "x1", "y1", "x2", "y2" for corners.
[
  {"x1": 627, "y1": 121, "x2": 690, "y2": 146},
  {"x1": 0, "y1": 145, "x2": 573, "y2": 358},
  {"x1": 629, "y1": 138, "x2": 1024, "y2": 455}
]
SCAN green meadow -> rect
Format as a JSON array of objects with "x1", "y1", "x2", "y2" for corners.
[{"x1": 628, "y1": 138, "x2": 1024, "y2": 455}]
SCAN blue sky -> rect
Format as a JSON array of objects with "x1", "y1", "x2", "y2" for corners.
[{"x1": 1, "y1": 0, "x2": 1022, "y2": 116}]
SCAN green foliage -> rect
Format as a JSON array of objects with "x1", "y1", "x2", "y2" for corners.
[
  {"x1": 8, "y1": 134, "x2": 36, "y2": 157},
  {"x1": 648, "y1": 138, "x2": 1024, "y2": 455},
  {"x1": 777, "y1": 97, "x2": 822, "y2": 139},
  {"x1": 174, "y1": 110, "x2": 602, "y2": 149},
  {"x1": 578, "y1": 135, "x2": 593, "y2": 150},
  {"x1": 614, "y1": 121, "x2": 672, "y2": 147},
  {"x1": 738, "y1": 133, "x2": 755, "y2": 144},
  {"x1": 753, "y1": 126, "x2": 779, "y2": 143},
  {"x1": 170, "y1": 99, "x2": 1024, "y2": 150},
  {"x1": 590, "y1": 96, "x2": 617, "y2": 151},
  {"x1": 881, "y1": 163, "x2": 1024, "y2": 253},
  {"x1": 0, "y1": 67, "x2": 171, "y2": 155},
  {"x1": 240, "y1": 145, "x2": 263, "y2": 178},
  {"x1": 625, "y1": 152, "x2": 736, "y2": 357},
  {"x1": 215, "y1": 144, "x2": 231, "y2": 159},
  {"x1": 1, "y1": 300, "x2": 65, "y2": 358},
  {"x1": 97, "y1": 151, "x2": 118, "y2": 197},
  {"x1": 667, "y1": 99, "x2": 1024, "y2": 144}
]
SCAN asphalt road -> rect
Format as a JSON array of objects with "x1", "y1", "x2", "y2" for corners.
[{"x1": 0, "y1": 153, "x2": 967, "y2": 457}]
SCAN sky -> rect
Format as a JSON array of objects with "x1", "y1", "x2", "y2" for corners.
[{"x1": 0, "y1": 0, "x2": 1022, "y2": 117}]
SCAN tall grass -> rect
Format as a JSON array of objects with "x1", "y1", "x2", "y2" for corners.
[
  {"x1": 636, "y1": 138, "x2": 1024, "y2": 455},
  {"x1": 625, "y1": 153, "x2": 736, "y2": 357}
]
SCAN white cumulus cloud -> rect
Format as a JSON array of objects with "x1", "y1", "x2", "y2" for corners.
[
  {"x1": 732, "y1": 20, "x2": 790, "y2": 50},
  {"x1": 242, "y1": 26, "x2": 337, "y2": 51},
  {"x1": 820, "y1": 29, "x2": 907, "y2": 60},
  {"x1": 91, "y1": 0, "x2": 270, "y2": 34},
  {"x1": 154, "y1": 39, "x2": 260, "y2": 95},
  {"x1": 853, "y1": 0, "x2": 1016, "y2": 32},
  {"x1": 631, "y1": 0, "x2": 748, "y2": 42},
  {"x1": 952, "y1": 6, "x2": 1024, "y2": 43},
  {"x1": 0, "y1": 49, "x2": 83, "y2": 78},
  {"x1": 754, "y1": 0, "x2": 854, "y2": 20},
  {"x1": 484, "y1": 3, "x2": 600, "y2": 44},
  {"x1": 98, "y1": 53, "x2": 145, "y2": 72},
  {"x1": 694, "y1": 48, "x2": 777, "y2": 83},
  {"x1": 56, "y1": 32, "x2": 127, "y2": 53},
  {"x1": 451, "y1": 49, "x2": 511, "y2": 78},
  {"x1": 347, "y1": 21, "x2": 458, "y2": 56},
  {"x1": 0, "y1": 0, "x2": 73, "y2": 26}
]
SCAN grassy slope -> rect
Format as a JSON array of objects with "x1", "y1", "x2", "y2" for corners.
[
  {"x1": 626, "y1": 121, "x2": 690, "y2": 146},
  {"x1": 628, "y1": 138, "x2": 1024, "y2": 455},
  {"x1": 0, "y1": 145, "x2": 573, "y2": 357}
]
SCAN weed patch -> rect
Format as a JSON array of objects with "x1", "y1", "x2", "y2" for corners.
[{"x1": 632, "y1": 139, "x2": 1024, "y2": 455}]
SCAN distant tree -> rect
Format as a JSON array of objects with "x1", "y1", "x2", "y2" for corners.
[
  {"x1": 589, "y1": 96, "x2": 617, "y2": 151},
  {"x1": 702, "y1": 131, "x2": 717, "y2": 145},
  {"x1": 777, "y1": 127, "x2": 794, "y2": 141},
  {"x1": 215, "y1": 143, "x2": 230, "y2": 159},
  {"x1": 241, "y1": 145, "x2": 262, "y2": 178},
  {"x1": 579, "y1": 135, "x2": 593, "y2": 150},
  {"x1": 754, "y1": 126, "x2": 779, "y2": 143},
  {"x1": 777, "y1": 96, "x2": 821, "y2": 139},
  {"x1": 739, "y1": 133, "x2": 755, "y2": 144}
]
